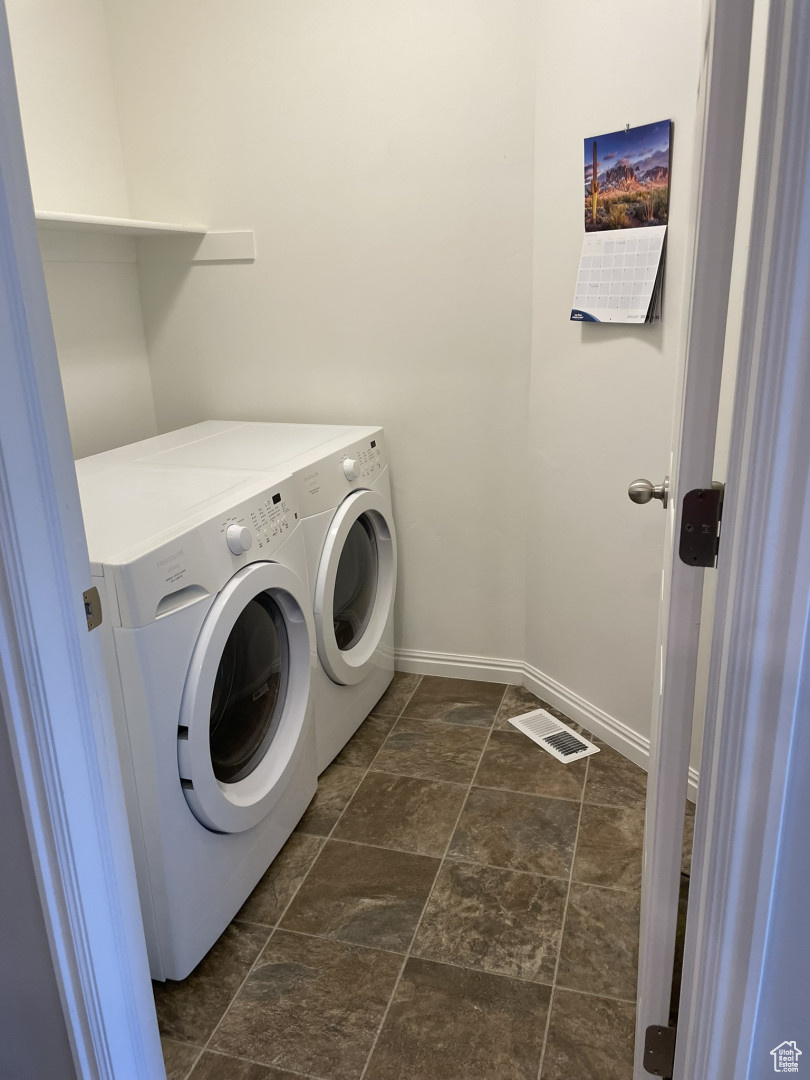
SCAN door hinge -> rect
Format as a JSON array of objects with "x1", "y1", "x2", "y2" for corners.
[
  {"x1": 83, "y1": 586, "x2": 102, "y2": 631},
  {"x1": 679, "y1": 482, "x2": 724, "y2": 568},
  {"x1": 644, "y1": 1024, "x2": 677, "y2": 1077}
]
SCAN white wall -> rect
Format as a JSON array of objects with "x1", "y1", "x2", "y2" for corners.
[
  {"x1": 38, "y1": 233, "x2": 159, "y2": 458},
  {"x1": 5, "y1": 0, "x2": 128, "y2": 215},
  {"x1": 525, "y1": 0, "x2": 703, "y2": 745},
  {"x1": 6, "y1": 0, "x2": 158, "y2": 457},
  {"x1": 104, "y1": 0, "x2": 537, "y2": 663}
]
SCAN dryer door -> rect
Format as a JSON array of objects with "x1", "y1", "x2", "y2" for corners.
[
  {"x1": 314, "y1": 488, "x2": 397, "y2": 686},
  {"x1": 178, "y1": 562, "x2": 312, "y2": 833}
]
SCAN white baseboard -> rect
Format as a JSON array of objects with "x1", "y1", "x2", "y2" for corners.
[
  {"x1": 395, "y1": 647, "x2": 524, "y2": 685},
  {"x1": 395, "y1": 647, "x2": 699, "y2": 803}
]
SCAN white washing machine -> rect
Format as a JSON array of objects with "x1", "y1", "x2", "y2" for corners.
[
  {"x1": 76, "y1": 451, "x2": 318, "y2": 981},
  {"x1": 105, "y1": 422, "x2": 398, "y2": 773}
]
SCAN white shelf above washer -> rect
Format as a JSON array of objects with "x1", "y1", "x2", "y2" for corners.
[
  {"x1": 34, "y1": 211, "x2": 256, "y2": 262},
  {"x1": 35, "y1": 210, "x2": 208, "y2": 237}
]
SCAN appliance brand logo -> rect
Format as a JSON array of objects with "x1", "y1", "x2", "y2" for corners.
[{"x1": 157, "y1": 549, "x2": 184, "y2": 568}]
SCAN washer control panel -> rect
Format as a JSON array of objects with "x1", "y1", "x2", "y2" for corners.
[
  {"x1": 109, "y1": 474, "x2": 302, "y2": 629},
  {"x1": 220, "y1": 487, "x2": 296, "y2": 557},
  {"x1": 226, "y1": 524, "x2": 252, "y2": 554}
]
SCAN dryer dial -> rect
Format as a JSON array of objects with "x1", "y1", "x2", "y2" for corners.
[
  {"x1": 343, "y1": 458, "x2": 359, "y2": 481},
  {"x1": 226, "y1": 524, "x2": 253, "y2": 555}
]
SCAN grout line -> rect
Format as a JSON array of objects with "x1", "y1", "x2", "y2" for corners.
[
  {"x1": 262, "y1": 924, "x2": 408, "y2": 959},
  {"x1": 178, "y1": 1044, "x2": 204, "y2": 1080},
  {"x1": 321, "y1": 675, "x2": 426, "y2": 838},
  {"x1": 363, "y1": 764, "x2": 469, "y2": 787},
  {"x1": 287, "y1": 833, "x2": 447, "y2": 864},
  {"x1": 471, "y1": 781, "x2": 586, "y2": 804},
  {"x1": 580, "y1": 796, "x2": 647, "y2": 811},
  {"x1": 193, "y1": 1045, "x2": 331, "y2": 1080},
  {"x1": 536, "y1": 754, "x2": 590, "y2": 1080},
  {"x1": 189, "y1": 677, "x2": 425, "y2": 1066},
  {"x1": 198, "y1": 924, "x2": 275, "y2": 1057},
  {"x1": 318, "y1": 836, "x2": 574, "y2": 883},
  {"x1": 356, "y1": 683, "x2": 510, "y2": 1080},
  {"x1": 551, "y1": 983, "x2": 637, "y2": 1006}
]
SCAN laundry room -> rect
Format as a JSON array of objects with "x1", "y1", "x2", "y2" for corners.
[{"x1": 0, "y1": 0, "x2": 768, "y2": 1078}]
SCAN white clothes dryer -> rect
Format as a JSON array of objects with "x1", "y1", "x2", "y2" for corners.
[
  {"x1": 292, "y1": 428, "x2": 396, "y2": 771},
  {"x1": 111, "y1": 421, "x2": 398, "y2": 773},
  {"x1": 76, "y1": 451, "x2": 318, "y2": 981}
]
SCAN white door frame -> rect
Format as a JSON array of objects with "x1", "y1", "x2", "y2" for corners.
[
  {"x1": 0, "y1": 5, "x2": 164, "y2": 1078},
  {"x1": 676, "y1": 0, "x2": 810, "y2": 1074},
  {"x1": 634, "y1": 0, "x2": 755, "y2": 1068}
]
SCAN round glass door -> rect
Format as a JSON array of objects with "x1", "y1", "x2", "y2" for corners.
[
  {"x1": 178, "y1": 562, "x2": 313, "y2": 834},
  {"x1": 314, "y1": 488, "x2": 397, "y2": 686},
  {"x1": 209, "y1": 593, "x2": 288, "y2": 783},
  {"x1": 333, "y1": 516, "x2": 379, "y2": 651}
]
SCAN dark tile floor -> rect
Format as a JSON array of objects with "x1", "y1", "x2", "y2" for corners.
[{"x1": 155, "y1": 674, "x2": 689, "y2": 1080}]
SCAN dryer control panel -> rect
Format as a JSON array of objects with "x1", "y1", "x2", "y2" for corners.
[{"x1": 296, "y1": 428, "x2": 387, "y2": 517}]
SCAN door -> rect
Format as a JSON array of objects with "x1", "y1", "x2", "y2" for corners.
[
  {"x1": 0, "y1": 5, "x2": 165, "y2": 1076},
  {"x1": 179, "y1": 562, "x2": 312, "y2": 833},
  {"x1": 313, "y1": 488, "x2": 397, "y2": 686},
  {"x1": 633, "y1": 0, "x2": 757, "y2": 1074}
]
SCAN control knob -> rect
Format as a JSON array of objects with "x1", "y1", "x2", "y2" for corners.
[
  {"x1": 226, "y1": 524, "x2": 252, "y2": 555},
  {"x1": 343, "y1": 458, "x2": 359, "y2": 482}
]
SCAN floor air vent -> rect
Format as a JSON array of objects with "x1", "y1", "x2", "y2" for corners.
[{"x1": 508, "y1": 709, "x2": 600, "y2": 763}]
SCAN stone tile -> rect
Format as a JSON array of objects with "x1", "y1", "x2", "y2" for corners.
[
  {"x1": 332, "y1": 772, "x2": 467, "y2": 857},
  {"x1": 402, "y1": 675, "x2": 505, "y2": 728},
  {"x1": 153, "y1": 922, "x2": 270, "y2": 1045},
  {"x1": 372, "y1": 716, "x2": 488, "y2": 784},
  {"x1": 296, "y1": 763, "x2": 365, "y2": 837},
  {"x1": 413, "y1": 860, "x2": 566, "y2": 983},
  {"x1": 494, "y1": 685, "x2": 584, "y2": 733},
  {"x1": 187, "y1": 1050, "x2": 302, "y2": 1079},
  {"x1": 682, "y1": 797, "x2": 696, "y2": 875},
  {"x1": 333, "y1": 713, "x2": 398, "y2": 769},
  {"x1": 541, "y1": 988, "x2": 635, "y2": 1080},
  {"x1": 557, "y1": 883, "x2": 640, "y2": 1000},
  {"x1": 161, "y1": 1037, "x2": 201, "y2": 1080},
  {"x1": 573, "y1": 803, "x2": 645, "y2": 891},
  {"x1": 585, "y1": 741, "x2": 647, "y2": 809},
  {"x1": 475, "y1": 729, "x2": 587, "y2": 801},
  {"x1": 210, "y1": 930, "x2": 401, "y2": 1079},
  {"x1": 372, "y1": 671, "x2": 421, "y2": 717},
  {"x1": 365, "y1": 957, "x2": 550, "y2": 1080},
  {"x1": 281, "y1": 839, "x2": 439, "y2": 953},
  {"x1": 237, "y1": 833, "x2": 324, "y2": 927},
  {"x1": 448, "y1": 786, "x2": 579, "y2": 878}
]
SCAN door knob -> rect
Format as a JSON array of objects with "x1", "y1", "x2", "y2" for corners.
[{"x1": 628, "y1": 477, "x2": 669, "y2": 509}]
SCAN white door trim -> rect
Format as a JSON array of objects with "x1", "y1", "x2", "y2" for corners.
[
  {"x1": 676, "y1": 0, "x2": 810, "y2": 1074},
  {"x1": 0, "y1": 4, "x2": 164, "y2": 1077},
  {"x1": 633, "y1": 0, "x2": 756, "y2": 1069}
]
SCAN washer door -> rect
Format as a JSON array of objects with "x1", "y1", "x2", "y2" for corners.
[
  {"x1": 314, "y1": 488, "x2": 397, "y2": 686},
  {"x1": 178, "y1": 562, "x2": 311, "y2": 833}
]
